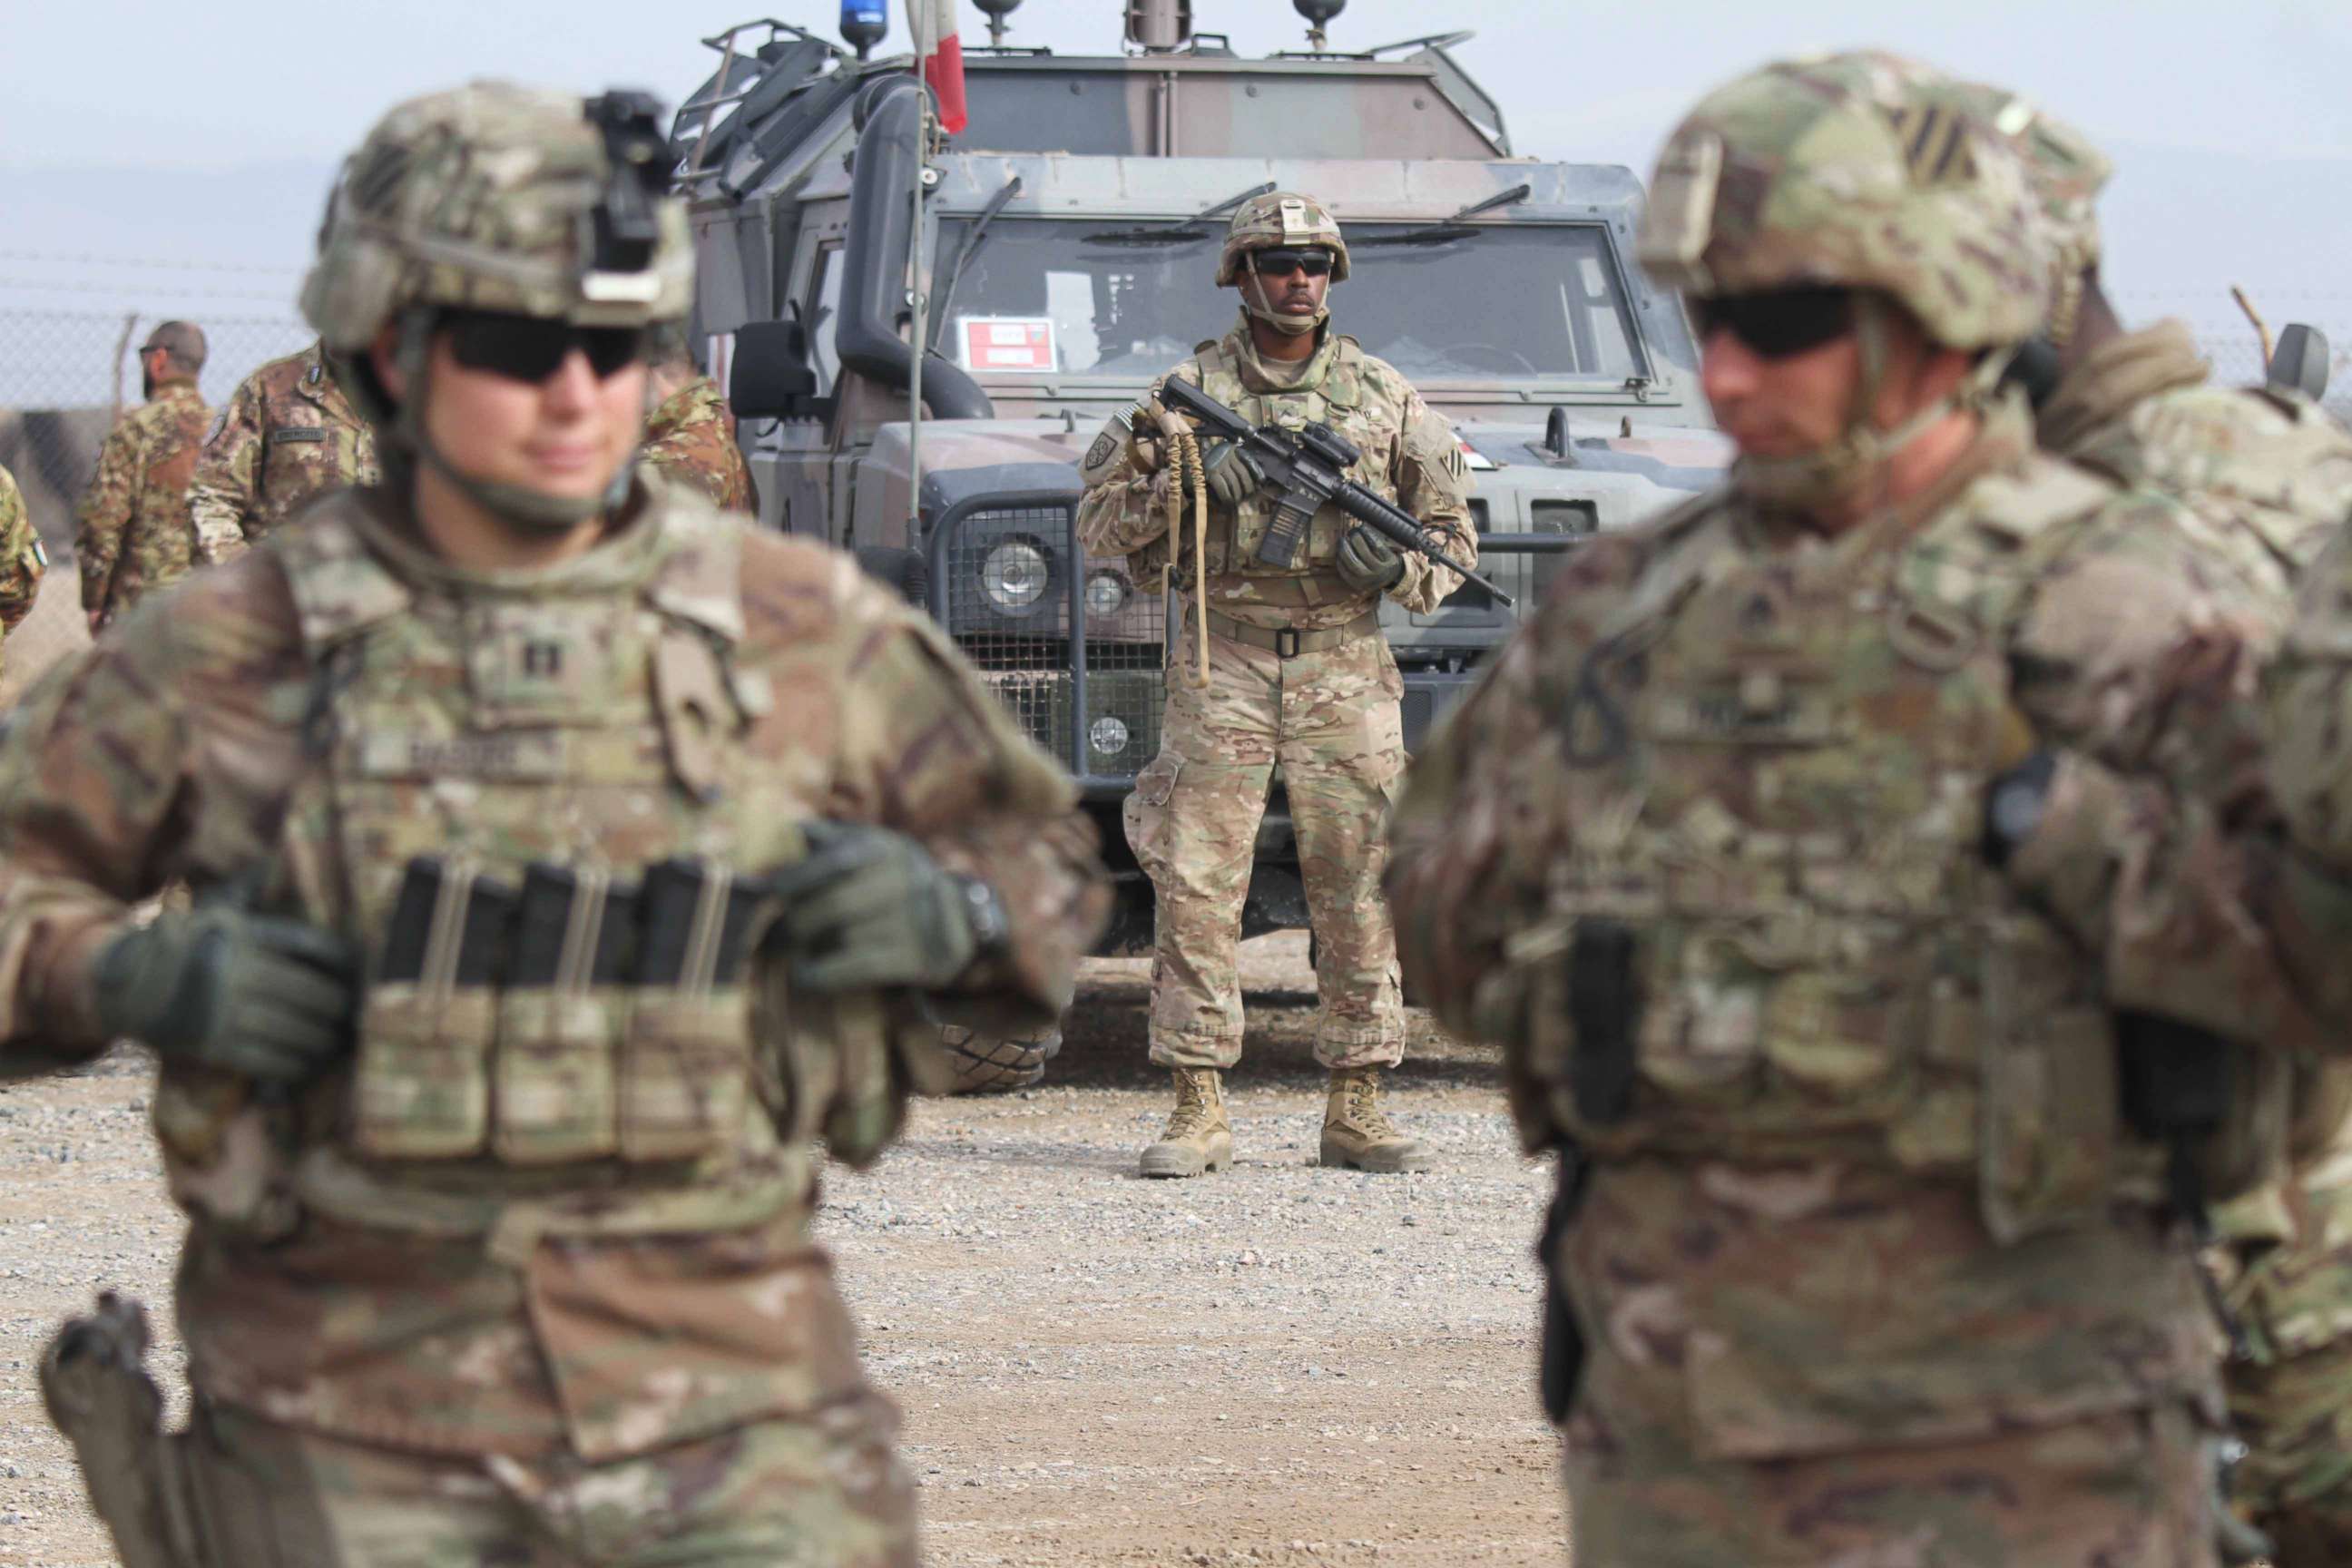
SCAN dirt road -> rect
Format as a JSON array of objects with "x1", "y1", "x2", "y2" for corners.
[{"x1": 0, "y1": 933, "x2": 1567, "y2": 1565}]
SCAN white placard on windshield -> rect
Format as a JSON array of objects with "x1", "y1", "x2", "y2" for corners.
[{"x1": 959, "y1": 316, "x2": 1057, "y2": 373}]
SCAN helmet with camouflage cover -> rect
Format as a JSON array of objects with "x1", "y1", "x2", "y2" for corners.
[
  {"x1": 1217, "y1": 191, "x2": 1351, "y2": 285},
  {"x1": 302, "y1": 81, "x2": 692, "y2": 353},
  {"x1": 1219, "y1": 191, "x2": 1350, "y2": 339},
  {"x1": 299, "y1": 80, "x2": 692, "y2": 528},
  {"x1": 1641, "y1": 52, "x2": 2053, "y2": 508},
  {"x1": 1639, "y1": 50, "x2": 2052, "y2": 351},
  {"x1": 1932, "y1": 80, "x2": 2112, "y2": 347}
]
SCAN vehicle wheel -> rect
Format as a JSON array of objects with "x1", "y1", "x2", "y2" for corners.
[
  {"x1": 938, "y1": 1022, "x2": 1063, "y2": 1094},
  {"x1": 854, "y1": 545, "x2": 931, "y2": 608}
]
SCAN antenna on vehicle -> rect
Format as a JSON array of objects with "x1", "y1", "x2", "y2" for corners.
[
  {"x1": 840, "y1": 0, "x2": 887, "y2": 60},
  {"x1": 1294, "y1": 0, "x2": 1346, "y2": 52},
  {"x1": 974, "y1": 0, "x2": 1022, "y2": 46}
]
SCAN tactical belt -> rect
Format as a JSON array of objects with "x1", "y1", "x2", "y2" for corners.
[{"x1": 1203, "y1": 609, "x2": 1379, "y2": 659}]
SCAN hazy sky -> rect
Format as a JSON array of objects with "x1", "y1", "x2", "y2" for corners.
[{"x1": 4, "y1": 0, "x2": 2350, "y2": 388}]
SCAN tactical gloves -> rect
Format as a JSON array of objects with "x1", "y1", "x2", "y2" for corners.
[
  {"x1": 1202, "y1": 441, "x2": 1267, "y2": 510},
  {"x1": 767, "y1": 822, "x2": 1006, "y2": 993},
  {"x1": 93, "y1": 907, "x2": 360, "y2": 1082},
  {"x1": 1335, "y1": 524, "x2": 1406, "y2": 593}
]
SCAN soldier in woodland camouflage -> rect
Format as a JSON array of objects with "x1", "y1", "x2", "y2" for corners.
[
  {"x1": 1388, "y1": 52, "x2": 2308, "y2": 1565},
  {"x1": 5, "y1": 81, "x2": 1102, "y2": 1567},
  {"x1": 643, "y1": 342, "x2": 757, "y2": 513},
  {"x1": 77, "y1": 320, "x2": 211, "y2": 630},
  {"x1": 188, "y1": 338, "x2": 379, "y2": 563},
  {"x1": 1077, "y1": 191, "x2": 1476, "y2": 1178},
  {"x1": 1960, "y1": 79, "x2": 2352, "y2": 1564},
  {"x1": 0, "y1": 463, "x2": 47, "y2": 678}
]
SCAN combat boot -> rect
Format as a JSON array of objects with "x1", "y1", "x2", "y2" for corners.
[
  {"x1": 1320, "y1": 1066, "x2": 1432, "y2": 1173},
  {"x1": 1138, "y1": 1067, "x2": 1232, "y2": 1178}
]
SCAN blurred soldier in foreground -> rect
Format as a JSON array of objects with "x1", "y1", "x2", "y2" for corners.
[
  {"x1": 0, "y1": 463, "x2": 47, "y2": 677},
  {"x1": 1077, "y1": 191, "x2": 1475, "y2": 1177},
  {"x1": 14, "y1": 80, "x2": 1102, "y2": 1566},
  {"x1": 77, "y1": 319, "x2": 210, "y2": 631},
  {"x1": 187, "y1": 336, "x2": 378, "y2": 563},
  {"x1": 1389, "y1": 52, "x2": 2296, "y2": 1564},
  {"x1": 1974, "y1": 81, "x2": 2352, "y2": 1564},
  {"x1": 643, "y1": 330, "x2": 757, "y2": 513}
]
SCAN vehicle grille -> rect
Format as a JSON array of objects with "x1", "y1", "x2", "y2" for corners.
[{"x1": 938, "y1": 502, "x2": 1166, "y2": 781}]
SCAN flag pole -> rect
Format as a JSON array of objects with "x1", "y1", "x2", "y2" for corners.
[{"x1": 906, "y1": 0, "x2": 931, "y2": 544}]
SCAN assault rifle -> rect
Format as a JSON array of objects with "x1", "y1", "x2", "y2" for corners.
[{"x1": 1156, "y1": 376, "x2": 1515, "y2": 609}]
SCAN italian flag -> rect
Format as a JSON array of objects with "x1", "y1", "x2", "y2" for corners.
[{"x1": 907, "y1": 0, "x2": 968, "y2": 134}]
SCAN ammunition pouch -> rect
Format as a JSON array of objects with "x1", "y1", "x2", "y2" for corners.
[
  {"x1": 39, "y1": 1293, "x2": 200, "y2": 1568},
  {"x1": 1537, "y1": 1142, "x2": 1592, "y2": 1426},
  {"x1": 352, "y1": 854, "x2": 775, "y2": 1165}
]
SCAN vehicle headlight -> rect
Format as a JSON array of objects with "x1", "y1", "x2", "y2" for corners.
[
  {"x1": 1084, "y1": 570, "x2": 1129, "y2": 619},
  {"x1": 1089, "y1": 716, "x2": 1131, "y2": 758},
  {"x1": 980, "y1": 540, "x2": 1051, "y2": 614}
]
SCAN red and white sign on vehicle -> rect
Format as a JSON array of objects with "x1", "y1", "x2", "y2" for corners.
[{"x1": 960, "y1": 317, "x2": 1057, "y2": 372}]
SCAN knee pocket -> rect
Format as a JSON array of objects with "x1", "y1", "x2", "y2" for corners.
[{"x1": 1124, "y1": 757, "x2": 1183, "y2": 881}]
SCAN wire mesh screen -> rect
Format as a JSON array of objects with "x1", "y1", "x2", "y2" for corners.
[
  {"x1": 941, "y1": 504, "x2": 1082, "y2": 766},
  {"x1": 1078, "y1": 546, "x2": 1167, "y2": 781},
  {"x1": 937, "y1": 503, "x2": 1169, "y2": 782}
]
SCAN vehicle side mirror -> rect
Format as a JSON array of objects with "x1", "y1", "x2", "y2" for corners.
[
  {"x1": 730, "y1": 318, "x2": 822, "y2": 419},
  {"x1": 2270, "y1": 323, "x2": 2330, "y2": 403}
]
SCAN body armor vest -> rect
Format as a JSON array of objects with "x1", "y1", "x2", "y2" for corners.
[
  {"x1": 1178, "y1": 332, "x2": 1392, "y2": 594},
  {"x1": 1518, "y1": 465, "x2": 2171, "y2": 1241},
  {"x1": 255, "y1": 498, "x2": 830, "y2": 1232}
]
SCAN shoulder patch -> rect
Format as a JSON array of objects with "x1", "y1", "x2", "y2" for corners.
[
  {"x1": 1960, "y1": 455, "x2": 2114, "y2": 549},
  {"x1": 1085, "y1": 429, "x2": 1117, "y2": 472},
  {"x1": 204, "y1": 408, "x2": 230, "y2": 446}
]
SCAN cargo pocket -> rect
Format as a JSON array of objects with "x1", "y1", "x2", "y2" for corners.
[
  {"x1": 621, "y1": 988, "x2": 751, "y2": 1161},
  {"x1": 494, "y1": 988, "x2": 621, "y2": 1163},
  {"x1": 1977, "y1": 916, "x2": 2122, "y2": 1243},
  {"x1": 1124, "y1": 754, "x2": 1183, "y2": 885},
  {"x1": 352, "y1": 983, "x2": 496, "y2": 1160}
]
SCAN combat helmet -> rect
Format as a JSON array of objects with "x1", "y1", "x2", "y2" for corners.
[
  {"x1": 299, "y1": 81, "x2": 693, "y2": 527},
  {"x1": 1639, "y1": 51, "x2": 2054, "y2": 506},
  {"x1": 1936, "y1": 82, "x2": 2112, "y2": 348},
  {"x1": 1218, "y1": 191, "x2": 1350, "y2": 338}
]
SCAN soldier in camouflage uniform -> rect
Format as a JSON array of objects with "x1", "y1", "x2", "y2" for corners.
[
  {"x1": 0, "y1": 462, "x2": 47, "y2": 680},
  {"x1": 76, "y1": 319, "x2": 211, "y2": 630},
  {"x1": 6, "y1": 82, "x2": 1103, "y2": 1567},
  {"x1": 188, "y1": 337, "x2": 380, "y2": 563},
  {"x1": 1388, "y1": 53, "x2": 2306, "y2": 1565},
  {"x1": 644, "y1": 340, "x2": 758, "y2": 514},
  {"x1": 1962, "y1": 81, "x2": 2352, "y2": 1565},
  {"x1": 1077, "y1": 191, "x2": 1476, "y2": 1178}
]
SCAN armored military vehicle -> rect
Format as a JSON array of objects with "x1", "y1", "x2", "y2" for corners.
[{"x1": 674, "y1": 0, "x2": 1728, "y2": 1087}]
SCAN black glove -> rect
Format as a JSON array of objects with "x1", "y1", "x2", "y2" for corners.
[
  {"x1": 93, "y1": 908, "x2": 360, "y2": 1082},
  {"x1": 767, "y1": 822, "x2": 1007, "y2": 993},
  {"x1": 1537, "y1": 1142, "x2": 1592, "y2": 1425},
  {"x1": 1201, "y1": 441, "x2": 1267, "y2": 510},
  {"x1": 1335, "y1": 525, "x2": 1406, "y2": 593}
]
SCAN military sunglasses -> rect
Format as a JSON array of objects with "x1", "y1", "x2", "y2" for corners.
[
  {"x1": 1690, "y1": 287, "x2": 1857, "y2": 359},
  {"x1": 443, "y1": 309, "x2": 650, "y2": 384},
  {"x1": 1252, "y1": 248, "x2": 1336, "y2": 279}
]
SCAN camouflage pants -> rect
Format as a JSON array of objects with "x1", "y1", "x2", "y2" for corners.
[
  {"x1": 1556, "y1": 1159, "x2": 2221, "y2": 1567},
  {"x1": 1125, "y1": 619, "x2": 1405, "y2": 1071},
  {"x1": 176, "y1": 1396, "x2": 916, "y2": 1567},
  {"x1": 1564, "y1": 1399, "x2": 2218, "y2": 1568}
]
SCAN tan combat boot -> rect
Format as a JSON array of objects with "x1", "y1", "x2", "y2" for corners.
[
  {"x1": 1138, "y1": 1067, "x2": 1233, "y2": 1179},
  {"x1": 1320, "y1": 1066, "x2": 1433, "y2": 1173}
]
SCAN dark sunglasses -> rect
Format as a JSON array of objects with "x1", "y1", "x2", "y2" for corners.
[
  {"x1": 1252, "y1": 248, "x2": 1335, "y2": 279},
  {"x1": 443, "y1": 309, "x2": 649, "y2": 383},
  {"x1": 1690, "y1": 288, "x2": 1857, "y2": 359}
]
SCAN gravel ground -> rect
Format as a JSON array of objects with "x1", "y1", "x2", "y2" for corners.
[{"x1": 0, "y1": 932, "x2": 1567, "y2": 1565}]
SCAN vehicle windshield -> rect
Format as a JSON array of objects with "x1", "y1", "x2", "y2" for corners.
[{"x1": 931, "y1": 219, "x2": 1645, "y2": 383}]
